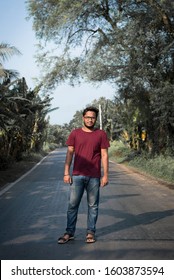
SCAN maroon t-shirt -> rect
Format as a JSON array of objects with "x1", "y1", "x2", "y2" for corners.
[{"x1": 66, "y1": 128, "x2": 110, "y2": 178}]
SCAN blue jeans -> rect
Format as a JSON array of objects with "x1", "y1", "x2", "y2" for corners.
[{"x1": 66, "y1": 175, "x2": 100, "y2": 236}]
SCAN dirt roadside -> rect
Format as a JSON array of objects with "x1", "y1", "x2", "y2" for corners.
[{"x1": 0, "y1": 159, "x2": 40, "y2": 190}]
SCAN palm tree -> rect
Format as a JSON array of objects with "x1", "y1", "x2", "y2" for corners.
[{"x1": 0, "y1": 42, "x2": 21, "y2": 84}]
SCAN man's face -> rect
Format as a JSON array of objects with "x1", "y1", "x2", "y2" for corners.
[{"x1": 83, "y1": 111, "x2": 97, "y2": 129}]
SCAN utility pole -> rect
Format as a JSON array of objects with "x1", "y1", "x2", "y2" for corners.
[{"x1": 99, "y1": 104, "x2": 102, "y2": 130}]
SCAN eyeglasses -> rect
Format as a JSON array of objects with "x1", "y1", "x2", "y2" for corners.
[{"x1": 84, "y1": 116, "x2": 96, "y2": 120}]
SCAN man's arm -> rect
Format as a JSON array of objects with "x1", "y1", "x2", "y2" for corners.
[
  {"x1": 64, "y1": 145, "x2": 74, "y2": 184},
  {"x1": 101, "y1": 148, "x2": 109, "y2": 187}
]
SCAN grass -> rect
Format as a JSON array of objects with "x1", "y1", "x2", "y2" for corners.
[
  {"x1": 109, "y1": 141, "x2": 174, "y2": 184},
  {"x1": 108, "y1": 140, "x2": 131, "y2": 163},
  {"x1": 129, "y1": 153, "x2": 174, "y2": 183}
]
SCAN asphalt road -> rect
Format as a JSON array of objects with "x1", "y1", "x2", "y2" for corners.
[{"x1": 0, "y1": 148, "x2": 174, "y2": 260}]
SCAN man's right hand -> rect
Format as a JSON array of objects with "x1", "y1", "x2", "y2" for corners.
[{"x1": 64, "y1": 175, "x2": 72, "y2": 185}]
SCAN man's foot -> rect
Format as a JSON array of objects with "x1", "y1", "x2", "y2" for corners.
[
  {"x1": 58, "y1": 233, "x2": 74, "y2": 244},
  {"x1": 86, "y1": 233, "x2": 96, "y2": 243}
]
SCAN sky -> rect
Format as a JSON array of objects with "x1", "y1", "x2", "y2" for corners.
[{"x1": 1, "y1": 0, "x2": 115, "y2": 125}]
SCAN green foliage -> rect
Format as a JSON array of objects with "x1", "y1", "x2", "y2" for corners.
[
  {"x1": 21, "y1": 151, "x2": 45, "y2": 162},
  {"x1": 0, "y1": 43, "x2": 21, "y2": 82},
  {"x1": 46, "y1": 123, "x2": 71, "y2": 147},
  {"x1": 26, "y1": 0, "x2": 174, "y2": 155},
  {"x1": 109, "y1": 140, "x2": 131, "y2": 162},
  {"x1": 0, "y1": 45, "x2": 54, "y2": 169},
  {"x1": 109, "y1": 140, "x2": 174, "y2": 184},
  {"x1": 128, "y1": 153, "x2": 174, "y2": 184}
]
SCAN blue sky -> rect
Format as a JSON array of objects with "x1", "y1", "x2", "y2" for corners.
[{"x1": 1, "y1": 0, "x2": 115, "y2": 125}]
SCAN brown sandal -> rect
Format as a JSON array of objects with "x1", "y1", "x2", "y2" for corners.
[
  {"x1": 58, "y1": 233, "x2": 74, "y2": 244},
  {"x1": 86, "y1": 233, "x2": 96, "y2": 243}
]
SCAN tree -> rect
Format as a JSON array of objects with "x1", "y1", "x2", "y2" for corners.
[
  {"x1": 0, "y1": 43, "x2": 21, "y2": 83},
  {"x1": 0, "y1": 76, "x2": 54, "y2": 168},
  {"x1": 27, "y1": 0, "x2": 174, "y2": 153},
  {"x1": 0, "y1": 41, "x2": 60, "y2": 169},
  {"x1": 26, "y1": 1, "x2": 174, "y2": 84}
]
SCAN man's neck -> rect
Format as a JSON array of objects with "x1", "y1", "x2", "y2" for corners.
[{"x1": 82, "y1": 126, "x2": 95, "y2": 132}]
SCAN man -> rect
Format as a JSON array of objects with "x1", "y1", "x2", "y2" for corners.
[{"x1": 58, "y1": 106, "x2": 110, "y2": 244}]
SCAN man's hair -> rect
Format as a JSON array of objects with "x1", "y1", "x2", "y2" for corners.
[{"x1": 83, "y1": 106, "x2": 99, "y2": 118}]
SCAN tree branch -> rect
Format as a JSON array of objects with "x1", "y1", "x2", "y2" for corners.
[
  {"x1": 67, "y1": 27, "x2": 109, "y2": 44},
  {"x1": 140, "y1": 0, "x2": 174, "y2": 35}
]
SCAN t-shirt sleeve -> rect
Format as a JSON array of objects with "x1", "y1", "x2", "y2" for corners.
[{"x1": 66, "y1": 130, "x2": 75, "y2": 146}]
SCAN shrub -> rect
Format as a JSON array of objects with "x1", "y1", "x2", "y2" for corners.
[
  {"x1": 109, "y1": 141, "x2": 130, "y2": 162},
  {"x1": 109, "y1": 141, "x2": 174, "y2": 184},
  {"x1": 129, "y1": 153, "x2": 174, "y2": 183}
]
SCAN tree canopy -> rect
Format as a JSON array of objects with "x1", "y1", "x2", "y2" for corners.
[
  {"x1": 26, "y1": 0, "x2": 174, "y2": 86},
  {"x1": 27, "y1": 0, "x2": 174, "y2": 154}
]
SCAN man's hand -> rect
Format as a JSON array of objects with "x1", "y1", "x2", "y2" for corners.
[
  {"x1": 100, "y1": 175, "x2": 109, "y2": 187},
  {"x1": 64, "y1": 175, "x2": 72, "y2": 185}
]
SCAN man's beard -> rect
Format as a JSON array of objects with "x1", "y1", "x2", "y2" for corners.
[{"x1": 84, "y1": 122, "x2": 95, "y2": 129}]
